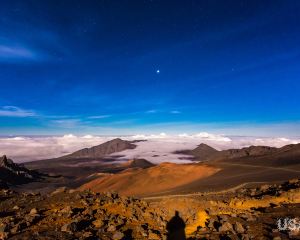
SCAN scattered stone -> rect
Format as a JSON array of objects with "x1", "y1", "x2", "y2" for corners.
[
  {"x1": 218, "y1": 222, "x2": 234, "y2": 232},
  {"x1": 148, "y1": 232, "x2": 160, "y2": 239},
  {"x1": 61, "y1": 206, "x2": 73, "y2": 217},
  {"x1": 234, "y1": 222, "x2": 245, "y2": 234},
  {"x1": 92, "y1": 219, "x2": 104, "y2": 228},
  {"x1": 29, "y1": 208, "x2": 38, "y2": 215},
  {"x1": 107, "y1": 225, "x2": 116, "y2": 232},
  {"x1": 0, "y1": 232, "x2": 9, "y2": 240},
  {"x1": 82, "y1": 231, "x2": 93, "y2": 238},
  {"x1": 61, "y1": 222, "x2": 78, "y2": 233},
  {"x1": 260, "y1": 184, "x2": 270, "y2": 191},
  {"x1": 12, "y1": 205, "x2": 20, "y2": 210},
  {"x1": 112, "y1": 231, "x2": 124, "y2": 239},
  {"x1": 0, "y1": 224, "x2": 7, "y2": 233}
]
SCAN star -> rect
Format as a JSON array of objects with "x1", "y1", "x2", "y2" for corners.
[{"x1": 156, "y1": 69, "x2": 160, "y2": 74}]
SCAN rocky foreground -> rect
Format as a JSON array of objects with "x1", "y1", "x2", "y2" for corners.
[{"x1": 0, "y1": 179, "x2": 300, "y2": 240}]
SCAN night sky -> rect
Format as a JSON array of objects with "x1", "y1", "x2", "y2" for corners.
[{"x1": 0, "y1": 0, "x2": 300, "y2": 135}]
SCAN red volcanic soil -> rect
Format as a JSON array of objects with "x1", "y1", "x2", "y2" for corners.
[{"x1": 80, "y1": 163, "x2": 220, "y2": 196}]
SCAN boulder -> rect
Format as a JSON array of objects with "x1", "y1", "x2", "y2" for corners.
[
  {"x1": 61, "y1": 222, "x2": 78, "y2": 233},
  {"x1": 234, "y1": 222, "x2": 245, "y2": 234},
  {"x1": 112, "y1": 231, "x2": 124, "y2": 239},
  {"x1": 218, "y1": 222, "x2": 234, "y2": 232},
  {"x1": 0, "y1": 232, "x2": 9, "y2": 240},
  {"x1": 107, "y1": 225, "x2": 116, "y2": 232},
  {"x1": 148, "y1": 232, "x2": 160, "y2": 239},
  {"x1": 92, "y1": 219, "x2": 104, "y2": 228},
  {"x1": 29, "y1": 208, "x2": 38, "y2": 215}
]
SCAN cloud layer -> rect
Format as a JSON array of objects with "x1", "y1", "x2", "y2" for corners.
[
  {"x1": 0, "y1": 106, "x2": 36, "y2": 117},
  {"x1": 0, "y1": 132, "x2": 299, "y2": 163}
]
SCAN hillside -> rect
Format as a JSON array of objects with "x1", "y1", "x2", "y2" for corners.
[
  {"x1": 206, "y1": 143, "x2": 300, "y2": 166},
  {"x1": 80, "y1": 163, "x2": 220, "y2": 196},
  {"x1": 0, "y1": 155, "x2": 42, "y2": 186},
  {"x1": 1, "y1": 179, "x2": 300, "y2": 239}
]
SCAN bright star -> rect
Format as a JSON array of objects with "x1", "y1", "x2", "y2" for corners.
[{"x1": 156, "y1": 69, "x2": 160, "y2": 74}]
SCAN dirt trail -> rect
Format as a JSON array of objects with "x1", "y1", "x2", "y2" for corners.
[
  {"x1": 218, "y1": 162, "x2": 300, "y2": 173},
  {"x1": 143, "y1": 181, "x2": 266, "y2": 200}
]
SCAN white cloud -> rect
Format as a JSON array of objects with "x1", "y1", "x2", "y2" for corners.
[
  {"x1": 190, "y1": 132, "x2": 232, "y2": 142},
  {"x1": 50, "y1": 119, "x2": 82, "y2": 128},
  {"x1": 170, "y1": 110, "x2": 181, "y2": 114},
  {"x1": 0, "y1": 133, "x2": 299, "y2": 163},
  {"x1": 0, "y1": 135, "x2": 112, "y2": 162},
  {"x1": 87, "y1": 115, "x2": 111, "y2": 119},
  {"x1": 0, "y1": 45, "x2": 35, "y2": 60},
  {"x1": 145, "y1": 110, "x2": 157, "y2": 114},
  {"x1": 0, "y1": 106, "x2": 36, "y2": 117}
]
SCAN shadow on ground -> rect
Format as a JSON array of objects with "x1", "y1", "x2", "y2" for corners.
[{"x1": 166, "y1": 210, "x2": 186, "y2": 240}]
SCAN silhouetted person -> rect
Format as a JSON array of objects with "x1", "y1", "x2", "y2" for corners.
[{"x1": 166, "y1": 210, "x2": 186, "y2": 240}]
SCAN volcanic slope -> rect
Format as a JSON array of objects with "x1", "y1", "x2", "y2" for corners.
[
  {"x1": 80, "y1": 162, "x2": 220, "y2": 196},
  {"x1": 170, "y1": 143, "x2": 300, "y2": 194}
]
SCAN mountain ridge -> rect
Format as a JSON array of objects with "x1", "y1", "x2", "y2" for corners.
[
  {"x1": 59, "y1": 138, "x2": 136, "y2": 160},
  {"x1": 0, "y1": 155, "x2": 43, "y2": 186},
  {"x1": 179, "y1": 143, "x2": 300, "y2": 163}
]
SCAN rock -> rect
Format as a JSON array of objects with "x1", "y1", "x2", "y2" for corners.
[
  {"x1": 80, "y1": 199, "x2": 89, "y2": 206},
  {"x1": 61, "y1": 222, "x2": 78, "y2": 233},
  {"x1": 82, "y1": 231, "x2": 93, "y2": 238},
  {"x1": 0, "y1": 232, "x2": 9, "y2": 240},
  {"x1": 29, "y1": 208, "x2": 38, "y2": 215},
  {"x1": 112, "y1": 231, "x2": 124, "y2": 239},
  {"x1": 25, "y1": 214, "x2": 40, "y2": 224},
  {"x1": 61, "y1": 206, "x2": 73, "y2": 217},
  {"x1": 148, "y1": 232, "x2": 160, "y2": 239},
  {"x1": 92, "y1": 219, "x2": 104, "y2": 228},
  {"x1": 234, "y1": 222, "x2": 245, "y2": 234},
  {"x1": 107, "y1": 225, "x2": 116, "y2": 232},
  {"x1": 218, "y1": 222, "x2": 234, "y2": 232},
  {"x1": 134, "y1": 226, "x2": 148, "y2": 237},
  {"x1": 273, "y1": 237, "x2": 281, "y2": 240},
  {"x1": 260, "y1": 184, "x2": 270, "y2": 191},
  {"x1": 10, "y1": 225, "x2": 20, "y2": 234},
  {"x1": 241, "y1": 234, "x2": 250, "y2": 240},
  {"x1": 12, "y1": 206, "x2": 20, "y2": 210},
  {"x1": 218, "y1": 214, "x2": 229, "y2": 223},
  {"x1": 288, "y1": 179, "x2": 298, "y2": 184},
  {"x1": 51, "y1": 187, "x2": 67, "y2": 195},
  {"x1": 0, "y1": 224, "x2": 7, "y2": 233}
]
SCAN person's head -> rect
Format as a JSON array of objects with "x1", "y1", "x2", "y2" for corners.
[{"x1": 175, "y1": 210, "x2": 179, "y2": 217}]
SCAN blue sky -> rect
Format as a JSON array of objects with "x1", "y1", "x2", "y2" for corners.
[{"x1": 0, "y1": 0, "x2": 300, "y2": 136}]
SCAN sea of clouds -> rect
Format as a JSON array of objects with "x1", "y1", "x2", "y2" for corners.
[{"x1": 0, "y1": 132, "x2": 299, "y2": 163}]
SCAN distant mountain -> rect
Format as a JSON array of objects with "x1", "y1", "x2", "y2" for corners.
[
  {"x1": 215, "y1": 145, "x2": 277, "y2": 160},
  {"x1": 178, "y1": 143, "x2": 299, "y2": 165},
  {"x1": 0, "y1": 155, "x2": 42, "y2": 187},
  {"x1": 174, "y1": 143, "x2": 218, "y2": 161},
  {"x1": 120, "y1": 159, "x2": 155, "y2": 169},
  {"x1": 182, "y1": 143, "x2": 300, "y2": 167},
  {"x1": 24, "y1": 138, "x2": 139, "y2": 178},
  {"x1": 190, "y1": 143, "x2": 219, "y2": 161},
  {"x1": 60, "y1": 138, "x2": 136, "y2": 159},
  {"x1": 216, "y1": 143, "x2": 300, "y2": 167}
]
